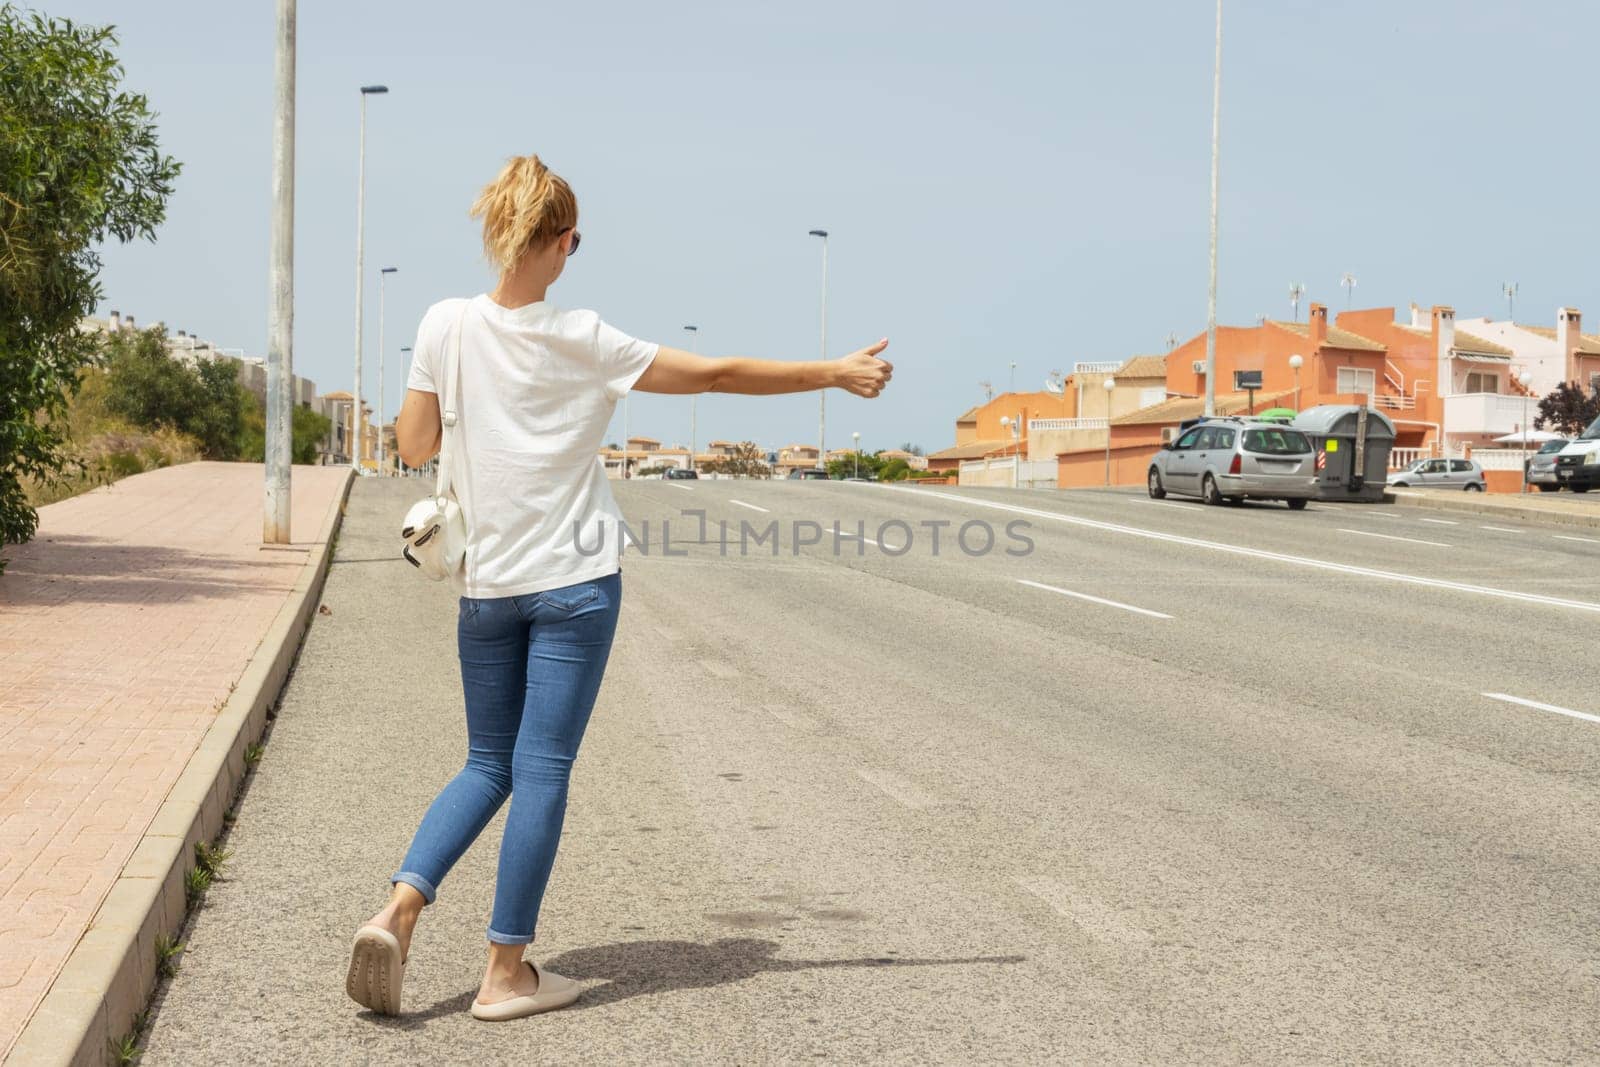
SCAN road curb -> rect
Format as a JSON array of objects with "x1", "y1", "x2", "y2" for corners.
[
  {"x1": 1384, "y1": 489, "x2": 1600, "y2": 531},
  {"x1": 5, "y1": 470, "x2": 354, "y2": 1067}
]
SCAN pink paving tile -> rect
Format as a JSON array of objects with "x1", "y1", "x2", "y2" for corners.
[{"x1": 0, "y1": 462, "x2": 346, "y2": 1055}]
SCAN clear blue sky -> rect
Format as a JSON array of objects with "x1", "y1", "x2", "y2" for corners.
[{"x1": 52, "y1": 1, "x2": 1600, "y2": 453}]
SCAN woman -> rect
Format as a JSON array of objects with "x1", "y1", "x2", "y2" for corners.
[{"x1": 346, "y1": 154, "x2": 892, "y2": 1022}]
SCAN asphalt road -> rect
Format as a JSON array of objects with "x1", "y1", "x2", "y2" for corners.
[{"x1": 139, "y1": 478, "x2": 1600, "y2": 1064}]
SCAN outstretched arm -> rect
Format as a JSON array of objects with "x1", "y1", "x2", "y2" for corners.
[{"x1": 634, "y1": 339, "x2": 893, "y2": 397}]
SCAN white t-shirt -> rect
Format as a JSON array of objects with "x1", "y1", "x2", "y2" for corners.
[{"x1": 405, "y1": 294, "x2": 659, "y2": 598}]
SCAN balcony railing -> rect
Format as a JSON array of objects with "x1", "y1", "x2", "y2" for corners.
[
  {"x1": 1073, "y1": 361, "x2": 1121, "y2": 374},
  {"x1": 1371, "y1": 393, "x2": 1416, "y2": 411},
  {"x1": 1443, "y1": 392, "x2": 1533, "y2": 436},
  {"x1": 1028, "y1": 417, "x2": 1109, "y2": 432}
]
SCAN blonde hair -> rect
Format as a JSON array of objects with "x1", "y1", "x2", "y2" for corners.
[{"x1": 469, "y1": 154, "x2": 578, "y2": 272}]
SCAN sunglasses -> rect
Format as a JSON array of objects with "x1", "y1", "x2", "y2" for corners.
[{"x1": 559, "y1": 227, "x2": 581, "y2": 256}]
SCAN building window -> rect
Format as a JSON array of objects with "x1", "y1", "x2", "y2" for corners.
[
  {"x1": 1464, "y1": 371, "x2": 1499, "y2": 394},
  {"x1": 1336, "y1": 367, "x2": 1376, "y2": 395}
]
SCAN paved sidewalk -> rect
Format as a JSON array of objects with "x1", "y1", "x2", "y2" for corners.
[
  {"x1": 0, "y1": 462, "x2": 348, "y2": 1060},
  {"x1": 1387, "y1": 486, "x2": 1600, "y2": 529}
]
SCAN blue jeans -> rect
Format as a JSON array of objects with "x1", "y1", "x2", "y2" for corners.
[{"x1": 393, "y1": 571, "x2": 621, "y2": 944}]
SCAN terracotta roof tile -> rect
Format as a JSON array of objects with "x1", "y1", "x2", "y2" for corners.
[
  {"x1": 927, "y1": 439, "x2": 1011, "y2": 461},
  {"x1": 1518, "y1": 324, "x2": 1600, "y2": 354},
  {"x1": 1117, "y1": 355, "x2": 1168, "y2": 378},
  {"x1": 1451, "y1": 330, "x2": 1514, "y2": 357},
  {"x1": 1269, "y1": 321, "x2": 1387, "y2": 352},
  {"x1": 1111, "y1": 389, "x2": 1294, "y2": 426}
]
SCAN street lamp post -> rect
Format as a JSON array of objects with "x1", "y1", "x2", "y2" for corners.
[
  {"x1": 852, "y1": 431, "x2": 861, "y2": 479},
  {"x1": 265, "y1": 0, "x2": 296, "y2": 543},
  {"x1": 1289, "y1": 353, "x2": 1303, "y2": 410},
  {"x1": 1103, "y1": 377, "x2": 1116, "y2": 486},
  {"x1": 1517, "y1": 365, "x2": 1531, "y2": 493},
  {"x1": 1203, "y1": 0, "x2": 1222, "y2": 417},
  {"x1": 352, "y1": 83, "x2": 388, "y2": 472},
  {"x1": 809, "y1": 229, "x2": 829, "y2": 468},
  {"x1": 999, "y1": 415, "x2": 1022, "y2": 488},
  {"x1": 1009, "y1": 361, "x2": 1017, "y2": 394},
  {"x1": 398, "y1": 345, "x2": 412, "y2": 474},
  {"x1": 377, "y1": 266, "x2": 396, "y2": 476},
  {"x1": 683, "y1": 324, "x2": 698, "y2": 470}
]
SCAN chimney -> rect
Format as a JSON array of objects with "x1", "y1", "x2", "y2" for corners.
[
  {"x1": 1558, "y1": 307, "x2": 1581, "y2": 384},
  {"x1": 176, "y1": 329, "x2": 187, "y2": 338},
  {"x1": 108, "y1": 310, "x2": 121, "y2": 330},
  {"x1": 1433, "y1": 305, "x2": 1455, "y2": 395},
  {"x1": 124, "y1": 315, "x2": 135, "y2": 331},
  {"x1": 1409, "y1": 303, "x2": 1425, "y2": 330},
  {"x1": 1309, "y1": 303, "x2": 1329, "y2": 346}
]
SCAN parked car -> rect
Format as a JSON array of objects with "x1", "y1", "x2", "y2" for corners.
[
  {"x1": 663, "y1": 468, "x2": 699, "y2": 480},
  {"x1": 1148, "y1": 418, "x2": 1317, "y2": 508},
  {"x1": 1385, "y1": 458, "x2": 1486, "y2": 491},
  {"x1": 1553, "y1": 413, "x2": 1600, "y2": 492},
  {"x1": 1525, "y1": 438, "x2": 1569, "y2": 491},
  {"x1": 787, "y1": 468, "x2": 830, "y2": 480}
]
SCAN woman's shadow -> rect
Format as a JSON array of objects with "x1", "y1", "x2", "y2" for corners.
[
  {"x1": 547, "y1": 937, "x2": 1025, "y2": 1011},
  {"x1": 401, "y1": 937, "x2": 1024, "y2": 1021}
]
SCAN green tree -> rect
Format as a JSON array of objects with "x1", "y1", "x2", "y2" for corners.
[
  {"x1": 1535, "y1": 382, "x2": 1600, "y2": 438},
  {"x1": 0, "y1": 8, "x2": 179, "y2": 563},
  {"x1": 236, "y1": 395, "x2": 331, "y2": 466},
  {"x1": 826, "y1": 450, "x2": 885, "y2": 480},
  {"x1": 698, "y1": 441, "x2": 772, "y2": 478},
  {"x1": 101, "y1": 327, "x2": 241, "y2": 459}
]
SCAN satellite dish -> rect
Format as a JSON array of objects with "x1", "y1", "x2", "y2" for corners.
[{"x1": 1043, "y1": 378, "x2": 1063, "y2": 395}]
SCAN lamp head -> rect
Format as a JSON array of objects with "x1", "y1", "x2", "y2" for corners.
[
  {"x1": 1289, "y1": 354, "x2": 1303, "y2": 370},
  {"x1": 1103, "y1": 377, "x2": 1116, "y2": 391},
  {"x1": 808, "y1": 229, "x2": 828, "y2": 238},
  {"x1": 361, "y1": 85, "x2": 389, "y2": 95},
  {"x1": 380, "y1": 266, "x2": 397, "y2": 274}
]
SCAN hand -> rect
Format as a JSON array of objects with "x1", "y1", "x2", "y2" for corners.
[{"x1": 833, "y1": 339, "x2": 892, "y2": 398}]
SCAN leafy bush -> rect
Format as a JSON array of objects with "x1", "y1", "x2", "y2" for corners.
[{"x1": 0, "y1": 8, "x2": 179, "y2": 565}]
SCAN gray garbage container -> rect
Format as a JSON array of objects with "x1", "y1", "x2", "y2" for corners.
[{"x1": 1291, "y1": 405, "x2": 1396, "y2": 502}]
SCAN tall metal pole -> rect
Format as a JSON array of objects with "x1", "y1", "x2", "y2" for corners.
[
  {"x1": 352, "y1": 84, "x2": 387, "y2": 472},
  {"x1": 810, "y1": 229, "x2": 829, "y2": 468},
  {"x1": 265, "y1": 0, "x2": 295, "y2": 543},
  {"x1": 1203, "y1": 0, "x2": 1222, "y2": 418},
  {"x1": 378, "y1": 267, "x2": 396, "y2": 476},
  {"x1": 683, "y1": 324, "x2": 698, "y2": 470},
  {"x1": 399, "y1": 346, "x2": 411, "y2": 474}
]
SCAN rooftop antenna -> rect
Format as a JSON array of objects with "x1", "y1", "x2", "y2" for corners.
[
  {"x1": 979, "y1": 379, "x2": 993, "y2": 402},
  {"x1": 1340, "y1": 272, "x2": 1357, "y2": 309},
  {"x1": 1289, "y1": 282, "x2": 1306, "y2": 322},
  {"x1": 1502, "y1": 281, "x2": 1518, "y2": 321},
  {"x1": 1165, "y1": 331, "x2": 1178, "y2": 351}
]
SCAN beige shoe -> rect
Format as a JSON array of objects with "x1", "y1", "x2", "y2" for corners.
[
  {"x1": 470, "y1": 961, "x2": 580, "y2": 1021},
  {"x1": 346, "y1": 924, "x2": 405, "y2": 1015}
]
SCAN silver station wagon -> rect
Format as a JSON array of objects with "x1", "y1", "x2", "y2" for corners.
[{"x1": 1148, "y1": 418, "x2": 1318, "y2": 508}]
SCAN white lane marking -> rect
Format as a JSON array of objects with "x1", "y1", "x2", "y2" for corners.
[
  {"x1": 699, "y1": 659, "x2": 740, "y2": 679},
  {"x1": 1337, "y1": 528, "x2": 1451, "y2": 548},
  {"x1": 1017, "y1": 579, "x2": 1173, "y2": 620},
  {"x1": 1554, "y1": 534, "x2": 1600, "y2": 544},
  {"x1": 1480, "y1": 525, "x2": 1522, "y2": 534},
  {"x1": 1417, "y1": 518, "x2": 1459, "y2": 526},
  {"x1": 855, "y1": 768, "x2": 938, "y2": 809},
  {"x1": 667, "y1": 483, "x2": 694, "y2": 492},
  {"x1": 903, "y1": 488, "x2": 1600, "y2": 614},
  {"x1": 1483, "y1": 692, "x2": 1600, "y2": 726},
  {"x1": 763, "y1": 703, "x2": 818, "y2": 730},
  {"x1": 1014, "y1": 877, "x2": 1151, "y2": 945},
  {"x1": 729, "y1": 498, "x2": 770, "y2": 513}
]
